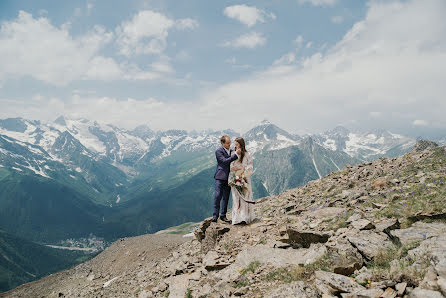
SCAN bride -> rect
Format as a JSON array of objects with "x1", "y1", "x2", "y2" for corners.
[{"x1": 229, "y1": 137, "x2": 256, "y2": 225}]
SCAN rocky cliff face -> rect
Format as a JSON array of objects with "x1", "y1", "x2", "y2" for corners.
[{"x1": 3, "y1": 142, "x2": 446, "y2": 298}]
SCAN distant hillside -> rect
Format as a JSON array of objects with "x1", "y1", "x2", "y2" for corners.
[{"x1": 0, "y1": 229, "x2": 92, "y2": 293}]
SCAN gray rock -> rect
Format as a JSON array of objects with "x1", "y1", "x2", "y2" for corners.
[
  {"x1": 412, "y1": 140, "x2": 438, "y2": 152},
  {"x1": 215, "y1": 244, "x2": 327, "y2": 283},
  {"x1": 375, "y1": 219, "x2": 400, "y2": 233},
  {"x1": 284, "y1": 228, "x2": 330, "y2": 248},
  {"x1": 325, "y1": 237, "x2": 364, "y2": 275},
  {"x1": 380, "y1": 287, "x2": 397, "y2": 298},
  {"x1": 437, "y1": 276, "x2": 446, "y2": 296},
  {"x1": 340, "y1": 288, "x2": 384, "y2": 298},
  {"x1": 315, "y1": 270, "x2": 366, "y2": 294},
  {"x1": 203, "y1": 250, "x2": 230, "y2": 271},
  {"x1": 347, "y1": 230, "x2": 393, "y2": 260},
  {"x1": 409, "y1": 288, "x2": 444, "y2": 298},
  {"x1": 194, "y1": 217, "x2": 213, "y2": 241},
  {"x1": 266, "y1": 281, "x2": 319, "y2": 297},
  {"x1": 395, "y1": 282, "x2": 407, "y2": 296},
  {"x1": 351, "y1": 219, "x2": 375, "y2": 231},
  {"x1": 408, "y1": 235, "x2": 446, "y2": 278},
  {"x1": 391, "y1": 222, "x2": 446, "y2": 245}
]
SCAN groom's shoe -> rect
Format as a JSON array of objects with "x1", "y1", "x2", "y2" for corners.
[
  {"x1": 219, "y1": 216, "x2": 231, "y2": 223},
  {"x1": 211, "y1": 216, "x2": 218, "y2": 223}
]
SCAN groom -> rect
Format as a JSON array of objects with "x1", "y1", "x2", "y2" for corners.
[{"x1": 213, "y1": 135, "x2": 241, "y2": 223}]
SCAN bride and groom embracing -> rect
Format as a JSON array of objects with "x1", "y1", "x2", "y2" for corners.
[{"x1": 212, "y1": 135, "x2": 256, "y2": 225}]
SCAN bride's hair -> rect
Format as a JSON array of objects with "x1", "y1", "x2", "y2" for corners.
[{"x1": 235, "y1": 137, "x2": 247, "y2": 163}]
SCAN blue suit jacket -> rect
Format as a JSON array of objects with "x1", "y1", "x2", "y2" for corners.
[{"x1": 214, "y1": 146, "x2": 238, "y2": 181}]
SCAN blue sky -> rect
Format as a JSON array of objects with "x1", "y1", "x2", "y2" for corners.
[{"x1": 0, "y1": 0, "x2": 445, "y2": 136}]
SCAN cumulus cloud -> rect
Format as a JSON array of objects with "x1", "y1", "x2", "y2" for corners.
[
  {"x1": 3, "y1": 0, "x2": 446, "y2": 134},
  {"x1": 0, "y1": 11, "x2": 118, "y2": 85},
  {"x1": 298, "y1": 0, "x2": 337, "y2": 6},
  {"x1": 203, "y1": 0, "x2": 446, "y2": 132},
  {"x1": 116, "y1": 10, "x2": 174, "y2": 56},
  {"x1": 116, "y1": 10, "x2": 198, "y2": 57},
  {"x1": 175, "y1": 18, "x2": 199, "y2": 30},
  {"x1": 222, "y1": 32, "x2": 266, "y2": 49},
  {"x1": 223, "y1": 5, "x2": 276, "y2": 27},
  {"x1": 0, "y1": 11, "x2": 181, "y2": 85}
]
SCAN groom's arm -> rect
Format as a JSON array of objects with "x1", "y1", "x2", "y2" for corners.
[{"x1": 216, "y1": 149, "x2": 238, "y2": 165}]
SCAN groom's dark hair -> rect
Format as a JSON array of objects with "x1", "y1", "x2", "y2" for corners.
[{"x1": 220, "y1": 135, "x2": 230, "y2": 144}]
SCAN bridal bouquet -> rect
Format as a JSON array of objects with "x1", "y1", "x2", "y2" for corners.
[{"x1": 229, "y1": 171, "x2": 248, "y2": 194}]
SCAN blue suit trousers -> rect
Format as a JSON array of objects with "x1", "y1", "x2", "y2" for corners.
[{"x1": 213, "y1": 179, "x2": 231, "y2": 218}]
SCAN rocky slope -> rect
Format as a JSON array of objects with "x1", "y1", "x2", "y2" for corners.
[{"x1": 3, "y1": 141, "x2": 446, "y2": 297}]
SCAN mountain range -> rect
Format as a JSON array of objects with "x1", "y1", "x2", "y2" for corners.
[
  {"x1": 0, "y1": 117, "x2": 428, "y2": 240},
  {"x1": 1, "y1": 116, "x2": 443, "y2": 292}
]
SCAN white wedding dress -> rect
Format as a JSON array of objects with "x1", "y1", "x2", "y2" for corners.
[{"x1": 230, "y1": 151, "x2": 256, "y2": 225}]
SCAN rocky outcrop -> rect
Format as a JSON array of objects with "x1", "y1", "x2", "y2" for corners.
[{"x1": 4, "y1": 144, "x2": 446, "y2": 298}]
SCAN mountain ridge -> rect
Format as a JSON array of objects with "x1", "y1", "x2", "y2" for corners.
[{"x1": 3, "y1": 141, "x2": 446, "y2": 297}]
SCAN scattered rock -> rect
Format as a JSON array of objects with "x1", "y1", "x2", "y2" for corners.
[
  {"x1": 372, "y1": 178, "x2": 387, "y2": 190},
  {"x1": 315, "y1": 270, "x2": 365, "y2": 294},
  {"x1": 437, "y1": 276, "x2": 446, "y2": 296},
  {"x1": 408, "y1": 211, "x2": 446, "y2": 222},
  {"x1": 266, "y1": 281, "x2": 319, "y2": 297},
  {"x1": 412, "y1": 140, "x2": 438, "y2": 152},
  {"x1": 347, "y1": 231, "x2": 393, "y2": 260},
  {"x1": 341, "y1": 288, "x2": 384, "y2": 298},
  {"x1": 284, "y1": 228, "x2": 330, "y2": 248},
  {"x1": 409, "y1": 288, "x2": 444, "y2": 298},
  {"x1": 395, "y1": 282, "x2": 407, "y2": 296},
  {"x1": 351, "y1": 219, "x2": 375, "y2": 231},
  {"x1": 203, "y1": 250, "x2": 230, "y2": 271},
  {"x1": 375, "y1": 219, "x2": 400, "y2": 234},
  {"x1": 391, "y1": 222, "x2": 446, "y2": 245},
  {"x1": 194, "y1": 217, "x2": 213, "y2": 242},
  {"x1": 381, "y1": 287, "x2": 397, "y2": 298}
]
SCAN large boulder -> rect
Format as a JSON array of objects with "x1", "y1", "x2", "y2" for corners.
[
  {"x1": 391, "y1": 222, "x2": 446, "y2": 245},
  {"x1": 283, "y1": 228, "x2": 330, "y2": 248},
  {"x1": 347, "y1": 231, "x2": 393, "y2": 260}
]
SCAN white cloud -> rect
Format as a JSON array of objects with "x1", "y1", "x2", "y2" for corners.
[
  {"x1": 151, "y1": 56, "x2": 174, "y2": 74},
  {"x1": 116, "y1": 10, "x2": 174, "y2": 56},
  {"x1": 116, "y1": 10, "x2": 198, "y2": 57},
  {"x1": 0, "y1": 11, "x2": 118, "y2": 85},
  {"x1": 331, "y1": 15, "x2": 344, "y2": 24},
  {"x1": 175, "y1": 18, "x2": 199, "y2": 30},
  {"x1": 273, "y1": 53, "x2": 296, "y2": 65},
  {"x1": 298, "y1": 0, "x2": 337, "y2": 7},
  {"x1": 223, "y1": 32, "x2": 266, "y2": 49},
  {"x1": 223, "y1": 5, "x2": 276, "y2": 27},
  {"x1": 3, "y1": 0, "x2": 446, "y2": 134},
  {"x1": 0, "y1": 11, "x2": 179, "y2": 85},
  {"x1": 201, "y1": 0, "x2": 446, "y2": 132},
  {"x1": 413, "y1": 120, "x2": 429, "y2": 126},
  {"x1": 305, "y1": 41, "x2": 312, "y2": 48}
]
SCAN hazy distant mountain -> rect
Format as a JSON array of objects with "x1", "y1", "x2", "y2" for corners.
[{"x1": 0, "y1": 116, "x2": 423, "y2": 243}]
